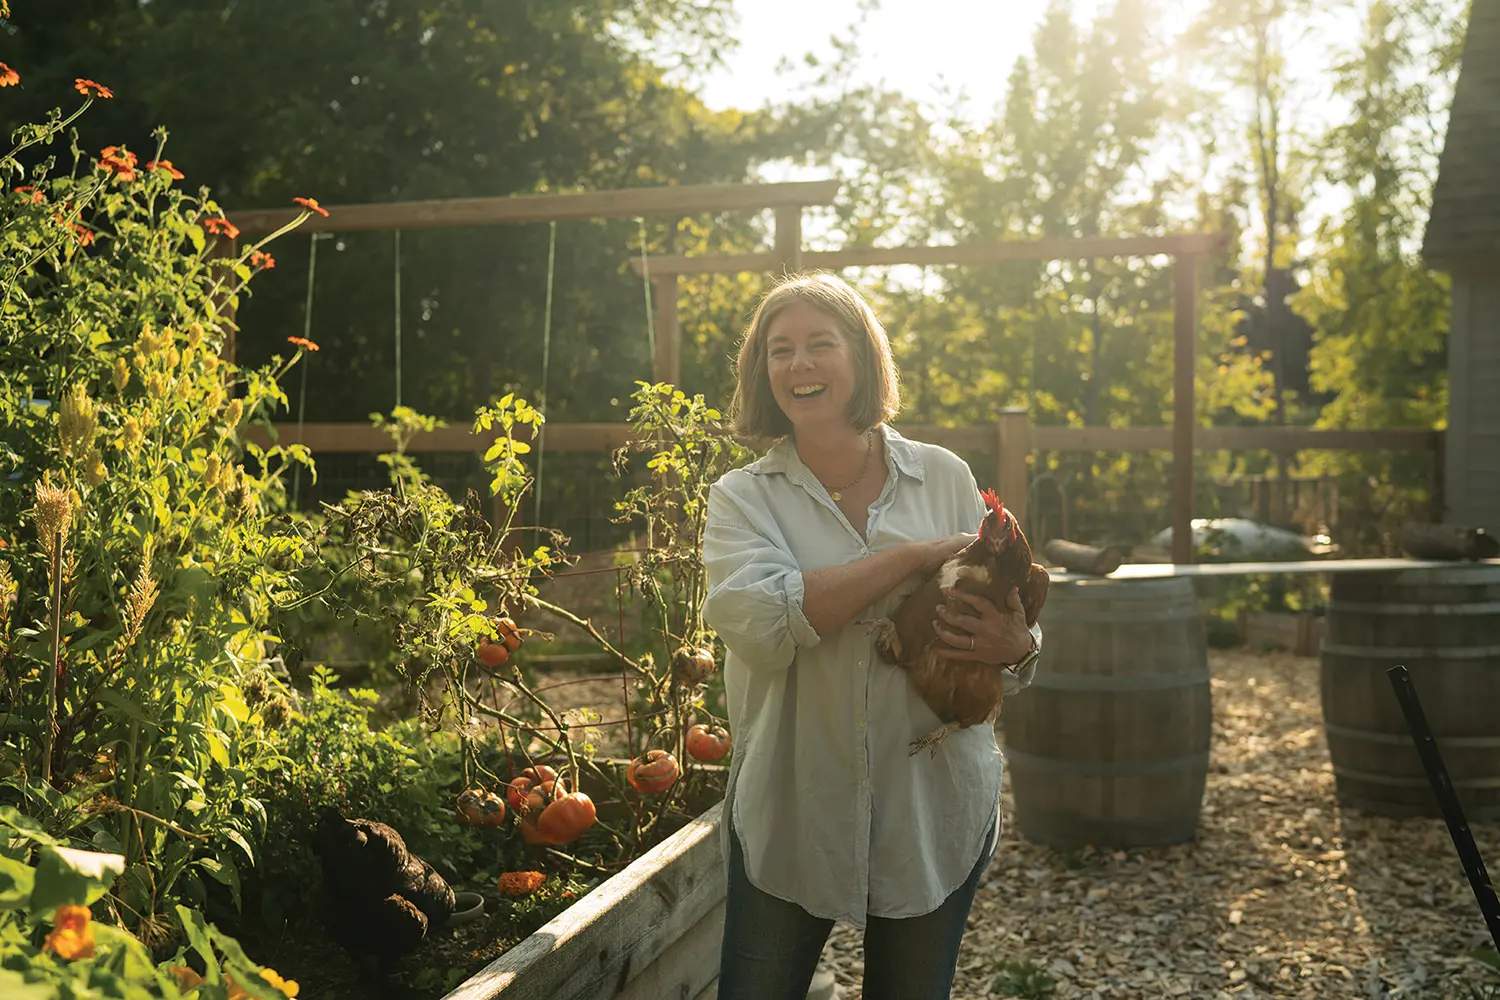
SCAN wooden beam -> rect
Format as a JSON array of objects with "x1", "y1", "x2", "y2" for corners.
[
  {"x1": 773, "y1": 205, "x2": 803, "y2": 274},
  {"x1": 247, "y1": 421, "x2": 1443, "y2": 455},
  {"x1": 630, "y1": 233, "x2": 1230, "y2": 277},
  {"x1": 653, "y1": 274, "x2": 680, "y2": 387},
  {"x1": 228, "y1": 180, "x2": 841, "y2": 237},
  {"x1": 1173, "y1": 255, "x2": 1198, "y2": 564}
]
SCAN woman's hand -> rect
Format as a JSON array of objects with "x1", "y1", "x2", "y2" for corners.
[
  {"x1": 932, "y1": 587, "x2": 1034, "y2": 666},
  {"x1": 912, "y1": 533, "x2": 977, "y2": 574}
]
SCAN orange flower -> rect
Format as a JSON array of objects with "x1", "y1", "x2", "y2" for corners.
[
  {"x1": 292, "y1": 196, "x2": 329, "y2": 218},
  {"x1": 42, "y1": 904, "x2": 95, "y2": 960},
  {"x1": 169, "y1": 965, "x2": 206, "y2": 991},
  {"x1": 75, "y1": 78, "x2": 113, "y2": 99},
  {"x1": 250, "y1": 250, "x2": 276, "y2": 270},
  {"x1": 99, "y1": 145, "x2": 138, "y2": 182},
  {"x1": 71, "y1": 223, "x2": 96, "y2": 247},
  {"x1": 497, "y1": 870, "x2": 547, "y2": 896},
  {"x1": 203, "y1": 217, "x2": 240, "y2": 239},
  {"x1": 286, "y1": 336, "x2": 319, "y2": 352},
  {"x1": 146, "y1": 159, "x2": 184, "y2": 180},
  {"x1": 14, "y1": 185, "x2": 43, "y2": 205},
  {"x1": 0, "y1": 64, "x2": 18, "y2": 87}
]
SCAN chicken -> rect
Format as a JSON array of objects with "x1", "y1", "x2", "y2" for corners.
[
  {"x1": 312, "y1": 807, "x2": 456, "y2": 972},
  {"x1": 867, "y1": 489, "x2": 1049, "y2": 757}
]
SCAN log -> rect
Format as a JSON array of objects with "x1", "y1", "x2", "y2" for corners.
[
  {"x1": 1041, "y1": 539, "x2": 1126, "y2": 576},
  {"x1": 1396, "y1": 523, "x2": 1500, "y2": 562}
]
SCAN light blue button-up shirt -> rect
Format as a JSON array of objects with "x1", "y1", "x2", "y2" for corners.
[{"x1": 702, "y1": 424, "x2": 1040, "y2": 926}]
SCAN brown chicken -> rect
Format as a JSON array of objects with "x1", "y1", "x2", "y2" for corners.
[{"x1": 868, "y1": 489, "x2": 1050, "y2": 757}]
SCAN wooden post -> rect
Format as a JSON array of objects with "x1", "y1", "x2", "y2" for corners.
[
  {"x1": 653, "y1": 274, "x2": 680, "y2": 387},
  {"x1": 773, "y1": 205, "x2": 803, "y2": 276},
  {"x1": 1172, "y1": 255, "x2": 1197, "y2": 565},
  {"x1": 996, "y1": 407, "x2": 1031, "y2": 533}
]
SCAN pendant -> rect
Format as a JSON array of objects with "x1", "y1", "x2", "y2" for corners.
[{"x1": 831, "y1": 491, "x2": 842, "y2": 502}]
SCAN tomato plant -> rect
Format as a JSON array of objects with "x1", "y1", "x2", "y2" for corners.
[
  {"x1": 626, "y1": 749, "x2": 680, "y2": 795},
  {"x1": 686, "y1": 724, "x2": 732, "y2": 763}
]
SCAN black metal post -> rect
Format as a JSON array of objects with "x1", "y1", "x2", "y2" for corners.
[{"x1": 1387, "y1": 664, "x2": 1500, "y2": 953}]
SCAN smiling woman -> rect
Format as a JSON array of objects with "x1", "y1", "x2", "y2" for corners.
[{"x1": 703, "y1": 271, "x2": 1043, "y2": 1000}]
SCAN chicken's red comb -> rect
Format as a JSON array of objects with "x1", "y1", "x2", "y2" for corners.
[{"x1": 980, "y1": 488, "x2": 1006, "y2": 514}]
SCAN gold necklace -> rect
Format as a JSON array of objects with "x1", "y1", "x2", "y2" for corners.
[{"x1": 824, "y1": 431, "x2": 874, "y2": 502}]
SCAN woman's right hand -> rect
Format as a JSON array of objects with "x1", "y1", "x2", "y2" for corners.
[{"x1": 912, "y1": 533, "x2": 977, "y2": 574}]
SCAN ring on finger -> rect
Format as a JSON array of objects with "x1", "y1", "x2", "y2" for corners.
[{"x1": 968, "y1": 635, "x2": 975, "y2": 651}]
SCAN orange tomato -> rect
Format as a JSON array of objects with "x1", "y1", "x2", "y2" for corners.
[
  {"x1": 495, "y1": 616, "x2": 523, "y2": 652},
  {"x1": 456, "y1": 788, "x2": 506, "y2": 827},
  {"x1": 672, "y1": 646, "x2": 717, "y2": 686},
  {"x1": 685, "y1": 724, "x2": 732, "y2": 763},
  {"x1": 476, "y1": 640, "x2": 509, "y2": 669},
  {"x1": 626, "y1": 749, "x2": 680, "y2": 795},
  {"x1": 536, "y1": 792, "x2": 596, "y2": 845}
]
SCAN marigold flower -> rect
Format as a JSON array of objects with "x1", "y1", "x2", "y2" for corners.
[
  {"x1": 292, "y1": 196, "x2": 329, "y2": 217},
  {"x1": 71, "y1": 223, "x2": 96, "y2": 247},
  {"x1": 0, "y1": 64, "x2": 18, "y2": 87},
  {"x1": 42, "y1": 904, "x2": 95, "y2": 960},
  {"x1": 145, "y1": 159, "x2": 183, "y2": 180},
  {"x1": 202, "y1": 217, "x2": 240, "y2": 240},
  {"x1": 286, "y1": 336, "x2": 319, "y2": 352},
  {"x1": 249, "y1": 250, "x2": 275, "y2": 270},
  {"x1": 75, "y1": 78, "x2": 113, "y2": 99},
  {"x1": 14, "y1": 186, "x2": 44, "y2": 205},
  {"x1": 497, "y1": 870, "x2": 547, "y2": 896}
]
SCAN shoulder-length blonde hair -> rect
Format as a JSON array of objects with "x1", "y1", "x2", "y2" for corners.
[{"x1": 730, "y1": 272, "x2": 900, "y2": 442}]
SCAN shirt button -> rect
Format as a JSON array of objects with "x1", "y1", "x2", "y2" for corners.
[
  {"x1": 861, "y1": 546, "x2": 869, "y2": 554},
  {"x1": 859, "y1": 719, "x2": 866, "y2": 730}
]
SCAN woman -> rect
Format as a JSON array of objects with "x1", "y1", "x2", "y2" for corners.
[{"x1": 702, "y1": 272, "x2": 1043, "y2": 1000}]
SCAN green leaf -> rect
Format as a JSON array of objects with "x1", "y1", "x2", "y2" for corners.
[
  {"x1": 206, "y1": 733, "x2": 231, "y2": 770},
  {"x1": 187, "y1": 225, "x2": 206, "y2": 253},
  {"x1": 98, "y1": 687, "x2": 158, "y2": 728},
  {"x1": 0, "y1": 854, "x2": 36, "y2": 910},
  {"x1": 175, "y1": 904, "x2": 223, "y2": 981},
  {"x1": 224, "y1": 827, "x2": 254, "y2": 867},
  {"x1": 0, "y1": 968, "x2": 53, "y2": 1000},
  {"x1": 30, "y1": 845, "x2": 124, "y2": 913}
]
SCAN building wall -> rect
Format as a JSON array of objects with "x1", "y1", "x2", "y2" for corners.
[{"x1": 1446, "y1": 271, "x2": 1500, "y2": 529}]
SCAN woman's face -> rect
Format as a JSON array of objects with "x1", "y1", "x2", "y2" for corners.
[{"x1": 764, "y1": 301, "x2": 859, "y2": 434}]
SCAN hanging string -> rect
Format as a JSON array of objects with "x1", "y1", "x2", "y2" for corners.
[
  {"x1": 291, "y1": 232, "x2": 323, "y2": 508},
  {"x1": 637, "y1": 217, "x2": 655, "y2": 362},
  {"x1": 533, "y1": 220, "x2": 557, "y2": 535},
  {"x1": 393, "y1": 229, "x2": 403, "y2": 409}
]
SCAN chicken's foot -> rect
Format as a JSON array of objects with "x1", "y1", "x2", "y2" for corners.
[
  {"x1": 858, "y1": 617, "x2": 903, "y2": 664},
  {"x1": 909, "y1": 721, "x2": 961, "y2": 758}
]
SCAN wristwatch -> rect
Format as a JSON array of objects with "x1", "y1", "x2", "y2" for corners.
[{"x1": 1003, "y1": 631, "x2": 1041, "y2": 674}]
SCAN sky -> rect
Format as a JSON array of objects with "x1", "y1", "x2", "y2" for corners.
[{"x1": 697, "y1": 0, "x2": 1112, "y2": 122}]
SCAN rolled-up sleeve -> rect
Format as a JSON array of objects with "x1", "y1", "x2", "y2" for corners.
[
  {"x1": 1004, "y1": 622, "x2": 1043, "y2": 695},
  {"x1": 702, "y1": 482, "x2": 822, "y2": 672}
]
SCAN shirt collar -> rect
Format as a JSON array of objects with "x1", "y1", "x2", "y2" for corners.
[{"x1": 745, "y1": 424, "x2": 926, "y2": 484}]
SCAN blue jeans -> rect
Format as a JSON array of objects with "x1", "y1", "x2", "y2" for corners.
[{"x1": 717, "y1": 820, "x2": 993, "y2": 1000}]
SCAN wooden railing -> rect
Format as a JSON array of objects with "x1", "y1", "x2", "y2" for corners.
[{"x1": 245, "y1": 412, "x2": 1444, "y2": 544}]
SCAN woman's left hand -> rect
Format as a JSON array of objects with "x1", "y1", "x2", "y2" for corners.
[{"x1": 933, "y1": 588, "x2": 1034, "y2": 667}]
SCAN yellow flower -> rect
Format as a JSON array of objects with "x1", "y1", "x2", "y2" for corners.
[
  {"x1": 33, "y1": 477, "x2": 76, "y2": 551},
  {"x1": 227, "y1": 968, "x2": 299, "y2": 999},
  {"x1": 187, "y1": 323, "x2": 204, "y2": 349},
  {"x1": 42, "y1": 904, "x2": 95, "y2": 960},
  {"x1": 84, "y1": 450, "x2": 107, "y2": 487},
  {"x1": 113, "y1": 357, "x2": 130, "y2": 393},
  {"x1": 58, "y1": 384, "x2": 98, "y2": 459},
  {"x1": 204, "y1": 454, "x2": 222, "y2": 490},
  {"x1": 223, "y1": 398, "x2": 243, "y2": 428},
  {"x1": 122, "y1": 417, "x2": 144, "y2": 452}
]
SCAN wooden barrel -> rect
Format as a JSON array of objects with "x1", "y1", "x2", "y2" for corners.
[
  {"x1": 1320, "y1": 564, "x2": 1500, "y2": 820},
  {"x1": 1002, "y1": 577, "x2": 1213, "y2": 849}
]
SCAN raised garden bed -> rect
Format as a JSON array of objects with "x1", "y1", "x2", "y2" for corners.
[{"x1": 442, "y1": 802, "x2": 726, "y2": 1000}]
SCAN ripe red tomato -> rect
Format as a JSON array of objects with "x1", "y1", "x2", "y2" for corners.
[
  {"x1": 476, "y1": 640, "x2": 509, "y2": 669},
  {"x1": 672, "y1": 646, "x2": 717, "y2": 686},
  {"x1": 456, "y1": 788, "x2": 506, "y2": 827},
  {"x1": 507, "y1": 765, "x2": 565, "y2": 816},
  {"x1": 494, "y1": 616, "x2": 523, "y2": 652},
  {"x1": 537, "y1": 792, "x2": 596, "y2": 845},
  {"x1": 685, "y1": 724, "x2": 732, "y2": 763},
  {"x1": 626, "y1": 749, "x2": 680, "y2": 795}
]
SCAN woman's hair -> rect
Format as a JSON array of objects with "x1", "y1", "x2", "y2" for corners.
[{"x1": 730, "y1": 272, "x2": 901, "y2": 442}]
